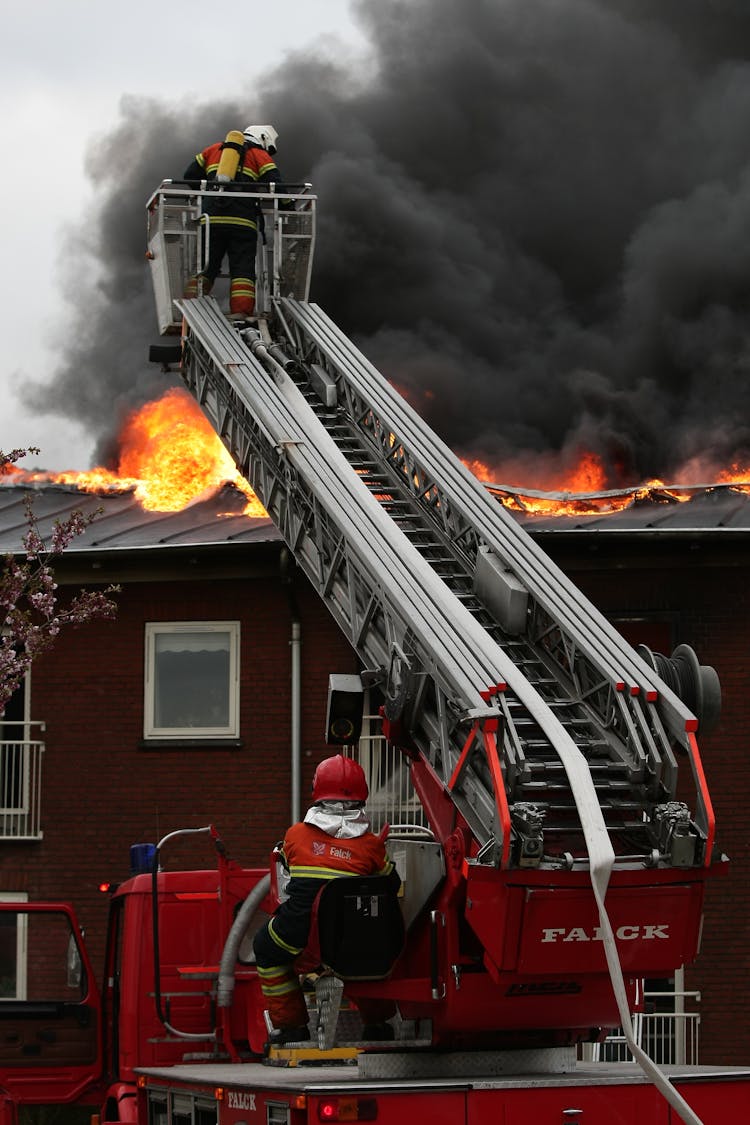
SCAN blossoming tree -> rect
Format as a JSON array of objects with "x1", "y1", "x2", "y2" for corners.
[{"x1": 1, "y1": 447, "x2": 119, "y2": 712}]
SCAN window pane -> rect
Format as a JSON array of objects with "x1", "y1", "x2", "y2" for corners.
[
  {"x1": 0, "y1": 910, "x2": 86, "y2": 1003},
  {"x1": 0, "y1": 913, "x2": 18, "y2": 998},
  {"x1": 154, "y1": 631, "x2": 230, "y2": 729},
  {"x1": 27, "y1": 912, "x2": 87, "y2": 1001},
  {"x1": 148, "y1": 1095, "x2": 168, "y2": 1125}
]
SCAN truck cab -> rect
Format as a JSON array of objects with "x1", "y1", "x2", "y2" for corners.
[
  {"x1": 0, "y1": 831, "x2": 271, "y2": 1118},
  {"x1": 0, "y1": 901, "x2": 102, "y2": 1108}
]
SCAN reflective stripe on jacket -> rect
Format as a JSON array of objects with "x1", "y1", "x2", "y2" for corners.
[
  {"x1": 184, "y1": 141, "x2": 281, "y2": 228},
  {"x1": 281, "y1": 820, "x2": 393, "y2": 881}
]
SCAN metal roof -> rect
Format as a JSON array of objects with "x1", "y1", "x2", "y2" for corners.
[
  {"x1": 486, "y1": 482, "x2": 750, "y2": 534},
  {"x1": 0, "y1": 481, "x2": 278, "y2": 554},
  {"x1": 1, "y1": 479, "x2": 749, "y2": 556}
]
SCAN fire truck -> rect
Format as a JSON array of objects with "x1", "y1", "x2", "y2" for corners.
[{"x1": 0, "y1": 172, "x2": 748, "y2": 1124}]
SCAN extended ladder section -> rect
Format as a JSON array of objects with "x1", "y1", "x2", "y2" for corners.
[
  {"x1": 148, "y1": 185, "x2": 723, "y2": 1122},
  {"x1": 173, "y1": 291, "x2": 714, "y2": 876},
  {"x1": 147, "y1": 181, "x2": 714, "y2": 877}
]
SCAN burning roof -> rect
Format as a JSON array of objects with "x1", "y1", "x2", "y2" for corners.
[
  {"x1": 0, "y1": 480, "x2": 275, "y2": 556},
  {"x1": 1, "y1": 474, "x2": 749, "y2": 561},
  {"x1": 4, "y1": 387, "x2": 266, "y2": 518},
  {"x1": 3, "y1": 385, "x2": 750, "y2": 554}
]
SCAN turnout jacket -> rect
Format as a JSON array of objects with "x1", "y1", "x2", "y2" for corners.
[
  {"x1": 266, "y1": 812, "x2": 398, "y2": 955},
  {"x1": 282, "y1": 820, "x2": 393, "y2": 882},
  {"x1": 183, "y1": 141, "x2": 282, "y2": 229}
]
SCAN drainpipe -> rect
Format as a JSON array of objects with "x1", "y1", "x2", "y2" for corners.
[
  {"x1": 280, "y1": 548, "x2": 302, "y2": 823},
  {"x1": 290, "y1": 619, "x2": 302, "y2": 822}
]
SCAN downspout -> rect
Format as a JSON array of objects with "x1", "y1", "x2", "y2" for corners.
[{"x1": 281, "y1": 547, "x2": 302, "y2": 823}]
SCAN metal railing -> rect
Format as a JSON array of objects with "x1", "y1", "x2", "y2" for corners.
[
  {"x1": 580, "y1": 989, "x2": 701, "y2": 1065},
  {"x1": 146, "y1": 180, "x2": 316, "y2": 335},
  {"x1": 0, "y1": 722, "x2": 45, "y2": 840},
  {"x1": 357, "y1": 725, "x2": 428, "y2": 838}
]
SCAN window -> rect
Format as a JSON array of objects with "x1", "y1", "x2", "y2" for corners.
[
  {"x1": 144, "y1": 622, "x2": 240, "y2": 740},
  {"x1": 0, "y1": 894, "x2": 28, "y2": 999},
  {"x1": 147, "y1": 1091, "x2": 217, "y2": 1125}
]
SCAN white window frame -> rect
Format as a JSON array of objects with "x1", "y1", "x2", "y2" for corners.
[
  {"x1": 144, "y1": 622, "x2": 240, "y2": 740},
  {"x1": 0, "y1": 893, "x2": 28, "y2": 1000}
]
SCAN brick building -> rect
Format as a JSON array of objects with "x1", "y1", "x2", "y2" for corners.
[{"x1": 0, "y1": 479, "x2": 747, "y2": 1064}]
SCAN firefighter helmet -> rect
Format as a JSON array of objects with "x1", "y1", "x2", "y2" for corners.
[
  {"x1": 312, "y1": 756, "x2": 368, "y2": 803},
  {"x1": 243, "y1": 124, "x2": 279, "y2": 154}
]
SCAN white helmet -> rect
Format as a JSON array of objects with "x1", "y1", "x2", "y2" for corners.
[{"x1": 243, "y1": 125, "x2": 278, "y2": 154}]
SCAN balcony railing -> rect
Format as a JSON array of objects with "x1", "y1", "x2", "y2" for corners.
[
  {"x1": 0, "y1": 722, "x2": 45, "y2": 840},
  {"x1": 357, "y1": 727, "x2": 429, "y2": 838},
  {"x1": 580, "y1": 989, "x2": 701, "y2": 1065}
]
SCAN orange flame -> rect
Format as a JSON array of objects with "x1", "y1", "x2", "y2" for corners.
[
  {"x1": 463, "y1": 451, "x2": 623, "y2": 515},
  {"x1": 463, "y1": 449, "x2": 750, "y2": 516},
  {"x1": 717, "y1": 462, "x2": 750, "y2": 487},
  {"x1": 5, "y1": 388, "x2": 267, "y2": 518},
  {"x1": 464, "y1": 451, "x2": 608, "y2": 495},
  {"x1": 5, "y1": 388, "x2": 750, "y2": 522}
]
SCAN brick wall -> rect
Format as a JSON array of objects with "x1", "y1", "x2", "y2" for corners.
[{"x1": 0, "y1": 551, "x2": 357, "y2": 984}]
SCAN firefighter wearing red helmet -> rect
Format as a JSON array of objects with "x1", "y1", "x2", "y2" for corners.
[
  {"x1": 312, "y1": 753, "x2": 370, "y2": 802},
  {"x1": 253, "y1": 755, "x2": 399, "y2": 1044}
]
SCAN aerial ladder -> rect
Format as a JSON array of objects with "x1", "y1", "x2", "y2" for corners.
[{"x1": 146, "y1": 179, "x2": 724, "y2": 1121}]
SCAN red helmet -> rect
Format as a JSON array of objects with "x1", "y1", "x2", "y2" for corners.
[{"x1": 312, "y1": 756, "x2": 368, "y2": 803}]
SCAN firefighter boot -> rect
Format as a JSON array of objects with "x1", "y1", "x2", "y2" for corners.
[
  {"x1": 184, "y1": 274, "x2": 213, "y2": 299},
  {"x1": 265, "y1": 977, "x2": 310, "y2": 1041},
  {"x1": 268, "y1": 1024, "x2": 311, "y2": 1046},
  {"x1": 229, "y1": 276, "x2": 255, "y2": 317}
]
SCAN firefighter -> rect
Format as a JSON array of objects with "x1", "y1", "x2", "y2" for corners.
[
  {"x1": 253, "y1": 755, "x2": 400, "y2": 1045},
  {"x1": 183, "y1": 125, "x2": 283, "y2": 318}
]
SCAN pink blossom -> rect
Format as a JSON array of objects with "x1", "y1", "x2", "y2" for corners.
[{"x1": 0, "y1": 447, "x2": 119, "y2": 710}]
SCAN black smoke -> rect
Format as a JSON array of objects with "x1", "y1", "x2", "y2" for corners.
[{"x1": 25, "y1": 0, "x2": 750, "y2": 484}]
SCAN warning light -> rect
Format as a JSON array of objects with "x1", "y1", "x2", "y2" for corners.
[
  {"x1": 330, "y1": 717, "x2": 355, "y2": 740},
  {"x1": 317, "y1": 1096, "x2": 377, "y2": 1121},
  {"x1": 130, "y1": 842, "x2": 157, "y2": 875},
  {"x1": 325, "y1": 674, "x2": 364, "y2": 745}
]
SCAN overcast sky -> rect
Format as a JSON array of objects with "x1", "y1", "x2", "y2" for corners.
[
  {"x1": 6, "y1": 2, "x2": 750, "y2": 487},
  {"x1": 0, "y1": 0, "x2": 364, "y2": 470}
]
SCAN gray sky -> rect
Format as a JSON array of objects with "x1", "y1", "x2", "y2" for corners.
[
  {"x1": 0, "y1": 0, "x2": 364, "y2": 470},
  {"x1": 5, "y1": 1, "x2": 750, "y2": 487}
]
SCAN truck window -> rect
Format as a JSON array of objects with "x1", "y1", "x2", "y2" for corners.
[
  {"x1": 147, "y1": 1092, "x2": 216, "y2": 1125},
  {"x1": 0, "y1": 908, "x2": 87, "y2": 1002}
]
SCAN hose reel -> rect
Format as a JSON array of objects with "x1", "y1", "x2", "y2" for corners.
[{"x1": 637, "y1": 643, "x2": 721, "y2": 734}]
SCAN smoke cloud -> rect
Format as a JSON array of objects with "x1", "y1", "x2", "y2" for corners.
[{"x1": 25, "y1": 0, "x2": 750, "y2": 485}]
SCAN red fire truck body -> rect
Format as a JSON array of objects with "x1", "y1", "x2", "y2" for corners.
[
  {"x1": 134, "y1": 1061, "x2": 750, "y2": 1125},
  {"x1": 0, "y1": 834, "x2": 743, "y2": 1125}
]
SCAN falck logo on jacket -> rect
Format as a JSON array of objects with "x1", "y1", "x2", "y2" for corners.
[{"x1": 312, "y1": 841, "x2": 326, "y2": 856}]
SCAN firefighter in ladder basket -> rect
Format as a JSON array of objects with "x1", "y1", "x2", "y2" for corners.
[
  {"x1": 183, "y1": 124, "x2": 283, "y2": 319},
  {"x1": 253, "y1": 755, "x2": 401, "y2": 1045}
]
